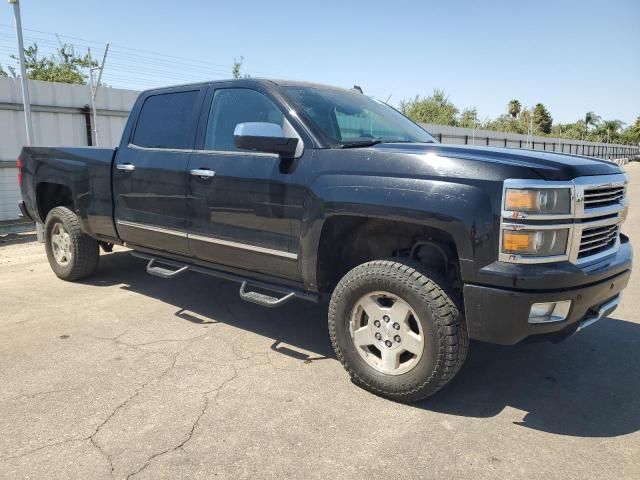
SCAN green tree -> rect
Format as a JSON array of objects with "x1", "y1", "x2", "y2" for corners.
[
  {"x1": 518, "y1": 108, "x2": 532, "y2": 134},
  {"x1": 458, "y1": 107, "x2": 478, "y2": 128},
  {"x1": 532, "y1": 103, "x2": 553, "y2": 134},
  {"x1": 232, "y1": 56, "x2": 244, "y2": 79},
  {"x1": 0, "y1": 64, "x2": 16, "y2": 77},
  {"x1": 584, "y1": 111, "x2": 601, "y2": 135},
  {"x1": 596, "y1": 119, "x2": 625, "y2": 143},
  {"x1": 2, "y1": 43, "x2": 96, "y2": 84},
  {"x1": 620, "y1": 116, "x2": 640, "y2": 144},
  {"x1": 399, "y1": 90, "x2": 637, "y2": 145},
  {"x1": 484, "y1": 114, "x2": 522, "y2": 134},
  {"x1": 551, "y1": 120, "x2": 586, "y2": 140},
  {"x1": 399, "y1": 89, "x2": 459, "y2": 125},
  {"x1": 507, "y1": 99, "x2": 521, "y2": 119}
]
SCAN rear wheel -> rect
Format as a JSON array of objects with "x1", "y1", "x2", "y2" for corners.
[
  {"x1": 44, "y1": 206, "x2": 99, "y2": 281},
  {"x1": 328, "y1": 259, "x2": 468, "y2": 402}
]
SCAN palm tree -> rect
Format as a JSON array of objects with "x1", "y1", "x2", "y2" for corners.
[
  {"x1": 508, "y1": 100, "x2": 521, "y2": 119},
  {"x1": 599, "y1": 120, "x2": 625, "y2": 140},
  {"x1": 584, "y1": 111, "x2": 601, "y2": 135}
]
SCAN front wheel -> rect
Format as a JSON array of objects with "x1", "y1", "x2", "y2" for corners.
[
  {"x1": 44, "y1": 206, "x2": 99, "y2": 281},
  {"x1": 328, "y1": 259, "x2": 468, "y2": 402}
]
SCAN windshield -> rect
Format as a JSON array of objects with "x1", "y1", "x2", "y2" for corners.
[{"x1": 283, "y1": 86, "x2": 436, "y2": 146}]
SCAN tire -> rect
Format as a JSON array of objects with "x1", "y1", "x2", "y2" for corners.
[
  {"x1": 328, "y1": 259, "x2": 468, "y2": 402},
  {"x1": 44, "y1": 206, "x2": 99, "y2": 281}
]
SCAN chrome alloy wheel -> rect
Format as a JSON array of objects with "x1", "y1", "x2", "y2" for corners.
[
  {"x1": 51, "y1": 222, "x2": 72, "y2": 266},
  {"x1": 349, "y1": 291, "x2": 424, "y2": 375}
]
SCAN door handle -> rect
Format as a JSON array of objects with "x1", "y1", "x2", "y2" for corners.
[
  {"x1": 116, "y1": 163, "x2": 135, "y2": 172},
  {"x1": 190, "y1": 168, "x2": 215, "y2": 179}
]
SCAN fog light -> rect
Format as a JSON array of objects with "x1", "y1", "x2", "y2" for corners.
[{"x1": 528, "y1": 300, "x2": 571, "y2": 324}]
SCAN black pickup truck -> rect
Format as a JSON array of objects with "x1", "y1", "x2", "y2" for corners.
[{"x1": 18, "y1": 79, "x2": 632, "y2": 401}]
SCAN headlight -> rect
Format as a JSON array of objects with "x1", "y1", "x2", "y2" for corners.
[
  {"x1": 502, "y1": 228, "x2": 569, "y2": 257},
  {"x1": 504, "y1": 188, "x2": 571, "y2": 215}
]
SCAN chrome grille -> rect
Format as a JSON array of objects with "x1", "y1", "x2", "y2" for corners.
[
  {"x1": 578, "y1": 223, "x2": 619, "y2": 259},
  {"x1": 583, "y1": 185, "x2": 625, "y2": 209},
  {"x1": 501, "y1": 173, "x2": 628, "y2": 265}
]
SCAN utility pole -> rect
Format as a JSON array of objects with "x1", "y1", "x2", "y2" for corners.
[
  {"x1": 472, "y1": 114, "x2": 477, "y2": 145},
  {"x1": 94, "y1": 43, "x2": 109, "y2": 96},
  {"x1": 8, "y1": 0, "x2": 33, "y2": 145},
  {"x1": 8, "y1": 0, "x2": 41, "y2": 241},
  {"x1": 87, "y1": 48, "x2": 98, "y2": 146},
  {"x1": 86, "y1": 44, "x2": 109, "y2": 146}
]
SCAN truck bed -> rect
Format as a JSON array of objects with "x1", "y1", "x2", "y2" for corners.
[{"x1": 19, "y1": 146, "x2": 118, "y2": 242}]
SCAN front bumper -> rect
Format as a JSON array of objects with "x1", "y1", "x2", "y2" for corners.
[{"x1": 463, "y1": 238, "x2": 632, "y2": 345}]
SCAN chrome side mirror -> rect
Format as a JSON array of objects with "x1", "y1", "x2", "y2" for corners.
[{"x1": 233, "y1": 122, "x2": 298, "y2": 158}]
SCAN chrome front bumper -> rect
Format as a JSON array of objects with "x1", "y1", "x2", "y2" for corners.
[{"x1": 575, "y1": 294, "x2": 621, "y2": 333}]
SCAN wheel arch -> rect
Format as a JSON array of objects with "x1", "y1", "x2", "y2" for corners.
[
  {"x1": 37, "y1": 182, "x2": 74, "y2": 222},
  {"x1": 298, "y1": 172, "x2": 498, "y2": 292},
  {"x1": 313, "y1": 215, "x2": 462, "y2": 295}
]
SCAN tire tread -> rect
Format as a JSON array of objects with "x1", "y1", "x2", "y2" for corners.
[
  {"x1": 328, "y1": 258, "x2": 469, "y2": 402},
  {"x1": 44, "y1": 206, "x2": 99, "y2": 281}
]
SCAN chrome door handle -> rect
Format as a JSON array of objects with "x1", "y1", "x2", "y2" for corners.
[
  {"x1": 116, "y1": 163, "x2": 135, "y2": 172},
  {"x1": 190, "y1": 168, "x2": 215, "y2": 179}
]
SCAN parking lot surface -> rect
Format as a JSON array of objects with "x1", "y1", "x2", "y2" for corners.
[{"x1": 1, "y1": 164, "x2": 639, "y2": 479}]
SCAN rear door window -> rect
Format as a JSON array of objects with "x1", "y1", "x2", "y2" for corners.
[{"x1": 132, "y1": 90, "x2": 201, "y2": 149}]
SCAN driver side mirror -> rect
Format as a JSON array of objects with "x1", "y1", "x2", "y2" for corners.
[{"x1": 234, "y1": 122, "x2": 298, "y2": 158}]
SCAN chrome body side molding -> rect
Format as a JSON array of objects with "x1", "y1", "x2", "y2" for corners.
[{"x1": 116, "y1": 220, "x2": 297, "y2": 260}]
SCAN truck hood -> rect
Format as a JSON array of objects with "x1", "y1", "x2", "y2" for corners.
[{"x1": 373, "y1": 143, "x2": 622, "y2": 180}]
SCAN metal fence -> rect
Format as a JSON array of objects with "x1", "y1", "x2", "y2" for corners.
[{"x1": 420, "y1": 123, "x2": 639, "y2": 161}]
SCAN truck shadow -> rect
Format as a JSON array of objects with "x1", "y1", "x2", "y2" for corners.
[
  {"x1": 85, "y1": 250, "x2": 334, "y2": 359},
  {"x1": 87, "y1": 250, "x2": 640, "y2": 438},
  {"x1": 420, "y1": 319, "x2": 640, "y2": 437}
]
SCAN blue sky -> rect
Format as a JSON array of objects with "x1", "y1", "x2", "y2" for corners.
[{"x1": 0, "y1": 0, "x2": 638, "y2": 124}]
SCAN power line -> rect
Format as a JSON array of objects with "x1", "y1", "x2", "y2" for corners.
[
  {"x1": 0, "y1": 33, "x2": 232, "y2": 77},
  {"x1": 0, "y1": 23, "x2": 281, "y2": 77},
  {"x1": 0, "y1": 23, "x2": 290, "y2": 91},
  {"x1": 0, "y1": 39, "x2": 244, "y2": 91}
]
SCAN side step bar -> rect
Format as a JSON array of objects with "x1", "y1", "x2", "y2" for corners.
[
  {"x1": 146, "y1": 258, "x2": 189, "y2": 279},
  {"x1": 131, "y1": 251, "x2": 319, "y2": 307},
  {"x1": 239, "y1": 281, "x2": 296, "y2": 308}
]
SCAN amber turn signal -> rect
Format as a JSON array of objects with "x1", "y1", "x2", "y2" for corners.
[
  {"x1": 504, "y1": 189, "x2": 537, "y2": 211},
  {"x1": 502, "y1": 230, "x2": 535, "y2": 253},
  {"x1": 501, "y1": 228, "x2": 569, "y2": 257}
]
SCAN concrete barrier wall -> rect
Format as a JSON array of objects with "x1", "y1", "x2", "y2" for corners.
[
  {"x1": 0, "y1": 78, "x2": 138, "y2": 221},
  {"x1": 0, "y1": 166, "x2": 19, "y2": 222}
]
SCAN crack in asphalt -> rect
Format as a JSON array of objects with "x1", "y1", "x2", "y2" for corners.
[
  {"x1": 90, "y1": 330, "x2": 212, "y2": 349},
  {"x1": 1, "y1": 347, "x2": 181, "y2": 466},
  {"x1": 88, "y1": 329, "x2": 252, "y2": 479},
  {"x1": 1, "y1": 306, "x2": 303, "y2": 477},
  {"x1": 125, "y1": 368, "x2": 240, "y2": 480},
  {"x1": 8, "y1": 385, "x2": 86, "y2": 402},
  {"x1": 90, "y1": 436, "x2": 115, "y2": 480},
  {"x1": 0, "y1": 438, "x2": 85, "y2": 462}
]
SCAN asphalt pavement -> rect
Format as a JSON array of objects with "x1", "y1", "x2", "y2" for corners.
[{"x1": 1, "y1": 164, "x2": 639, "y2": 479}]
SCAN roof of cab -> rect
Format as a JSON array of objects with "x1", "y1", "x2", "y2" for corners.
[{"x1": 141, "y1": 78, "x2": 355, "y2": 96}]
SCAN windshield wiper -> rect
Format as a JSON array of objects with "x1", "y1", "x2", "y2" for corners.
[
  {"x1": 339, "y1": 139, "x2": 432, "y2": 148},
  {"x1": 340, "y1": 139, "x2": 386, "y2": 148}
]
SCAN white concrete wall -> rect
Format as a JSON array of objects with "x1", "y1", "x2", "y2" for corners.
[
  {"x1": 0, "y1": 167, "x2": 19, "y2": 222},
  {"x1": 0, "y1": 78, "x2": 139, "y2": 221}
]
